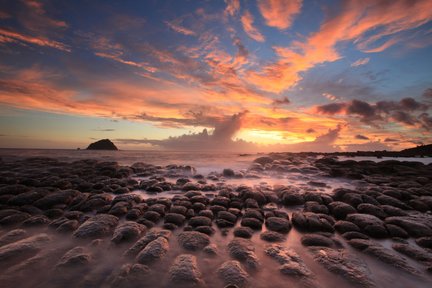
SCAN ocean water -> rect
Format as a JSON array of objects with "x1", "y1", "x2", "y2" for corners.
[{"x1": 0, "y1": 149, "x2": 257, "y2": 175}]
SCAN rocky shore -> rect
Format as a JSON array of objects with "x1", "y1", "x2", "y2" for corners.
[{"x1": 0, "y1": 154, "x2": 431, "y2": 287}]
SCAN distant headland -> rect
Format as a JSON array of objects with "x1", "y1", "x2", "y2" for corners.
[{"x1": 86, "y1": 139, "x2": 118, "y2": 150}]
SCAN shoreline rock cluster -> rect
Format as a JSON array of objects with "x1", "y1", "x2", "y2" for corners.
[{"x1": 0, "y1": 155, "x2": 431, "y2": 287}]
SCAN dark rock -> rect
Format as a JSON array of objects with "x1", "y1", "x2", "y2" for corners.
[
  {"x1": 56, "y1": 220, "x2": 80, "y2": 233},
  {"x1": 111, "y1": 221, "x2": 146, "y2": 244},
  {"x1": 328, "y1": 201, "x2": 356, "y2": 219},
  {"x1": 342, "y1": 231, "x2": 369, "y2": 240},
  {"x1": 0, "y1": 229, "x2": 28, "y2": 247},
  {"x1": 386, "y1": 224, "x2": 408, "y2": 238},
  {"x1": 301, "y1": 234, "x2": 335, "y2": 247},
  {"x1": 227, "y1": 238, "x2": 260, "y2": 270},
  {"x1": 240, "y1": 217, "x2": 262, "y2": 230},
  {"x1": 73, "y1": 214, "x2": 119, "y2": 239},
  {"x1": 416, "y1": 236, "x2": 432, "y2": 249},
  {"x1": 234, "y1": 227, "x2": 254, "y2": 239},
  {"x1": 385, "y1": 216, "x2": 432, "y2": 237},
  {"x1": 309, "y1": 247, "x2": 375, "y2": 287},
  {"x1": 21, "y1": 215, "x2": 50, "y2": 227},
  {"x1": 124, "y1": 229, "x2": 171, "y2": 258},
  {"x1": 334, "y1": 220, "x2": 360, "y2": 233},
  {"x1": 218, "y1": 211, "x2": 237, "y2": 223},
  {"x1": 348, "y1": 239, "x2": 421, "y2": 275},
  {"x1": 86, "y1": 139, "x2": 118, "y2": 150},
  {"x1": 265, "y1": 217, "x2": 291, "y2": 233},
  {"x1": 165, "y1": 213, "x2": 186, "y2": 226},
  {"x1": 392, "y1": 243, "x2": 432, "y2": 263},
  {"x1": 136, "y1": 236, "x2": 169, "y2": 264},
  {"x1": 357, "y1": 203, "x2": 387, "y2": 219},
  {"x1": 178, "y1": 231, "x2": 210, "y2": 251},
  {"x1": 291, "y1": 212, "x2": 334, "y2": 232},
  {"x1": 168, "y1": 254, "x2": 203, "y2": 286},
  {"x1": 376, "y1": 195, "x2": 410, "y2": 210},
  {"x1": 260, "y1": 231, "x2": 285, "y2": 242},
  {"x1": 217, "y1": 260, "x2": 249, "y2": 288},
  {"x1": 194, "y1": 226, "x2": 215, "y2": 235},
  {"x1": 143, "y1": 211, "x2": 161, "y2": 223},
  {"x1": 304, "y1": 201, "x2": 329, "y2": 214},
  {"x1": 189, "y1": 216, "x2": 212, "y2": 227},
  {"x1": 0, "y1": 234, "x2": 51, "y2": 269}
]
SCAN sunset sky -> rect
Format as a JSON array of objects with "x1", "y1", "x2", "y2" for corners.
[{"x1": 0, "y1": 0, "x2": 431, "y2": 151}]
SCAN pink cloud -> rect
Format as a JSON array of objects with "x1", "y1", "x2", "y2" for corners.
[
  {"x1": 241, "y1": 11, "x2": 265, "y2": 42},
  {"x1": 258, "y1": 0, "x2": 302, "y2": 30}
]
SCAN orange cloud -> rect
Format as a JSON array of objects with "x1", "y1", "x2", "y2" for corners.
[
  {"x1": 165, "y1": 20, "x2": 196, "y2": 36},
  {"x1": 0, "y1": 28, "x2": 70, "y2": 51},
  {"x1": 258, "y1": 0, "x2": 302, "y2": 30},
  {"x1": 224, "y1": 0, "x2": 240, "y2": 17},
  {"x1": 241, "y1": 11, "x2": 265, "y2": 42},
  {"x1": 247, "y1": 0, "x2": 432, "y2": 93}
]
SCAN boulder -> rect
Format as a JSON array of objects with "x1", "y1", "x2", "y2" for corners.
[
  {"x1": 73, "y1": 214, "x2": 119, "y2": 239},
  {"x1": 217, "y1": 260, "x2": 249, "y2": 288},
  {"x1": 136, "y1": 237, "x2": 169, "y2": 264},
  {"x1": 111, "y1": 221, "x2": 146, "y2": 244},
  {"x1": 168, "y1": 254, "x2": 203, "y2": 286},
  {"x1": 178, "y1": 231, "x2": 210, "y2": 251}
]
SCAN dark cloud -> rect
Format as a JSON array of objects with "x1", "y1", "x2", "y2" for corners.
[
  {"x1": 92, "y1": 128, "x2": 115, "y2": 132},
  {"x1": 347, "y1": 100, "x2": 378, "y2": 122},
  {"x1": 343, "y1": 141, "x2": 391, "y2": 152},
  {"x1": 384, "y1": 138, "x2": 399, "y2": 142},
  {"x1": 316, "y1": 95, "x2": 431, "y2": 129},
  {"x1": 306, "y1": 128, "x2": 316, "y2": 133},
  {"x1": 355, "y1": 134, "x2": 369, "y2": 140},
  {"x1": 272, "y1": 97, "x2": 290, "y2": 106},
  {"x1": 316, "y1": 102, "x2": 346, "y2": 114}
]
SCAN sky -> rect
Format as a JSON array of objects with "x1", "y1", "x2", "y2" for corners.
[{"x1": 0, "y1": 0, "x2": 431, "y2": 152}]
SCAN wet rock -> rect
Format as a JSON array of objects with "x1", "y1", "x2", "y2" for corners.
[
  {"x1": 234, "y1": 227, "x2": 254, "y2": 239},
  {"x1": 342, "y1": 231, "x2": 369, "y2": 240},
  {"x1": 328, "y1": 201, "x2": 356, "y2": 219},
  {"x1": 203, "y1": 244, "x2": 218, "y2": 256},
  {"x1": 111, "y1": 221, "x2": 146, "y2": 244},
  {"x1": 217, "y1": 260, "x2": 249, "y2": 288},
  {"x1": 334, "y1": 220, "x2": 360, "y2": 234},
  {"x1": 281, "y1": 189, "x2": 305, "y2": 206},
  {"x1": 165, "y1": 213, "x2": 186, "y2": 226},
  {"x1": 416, "y1": 236, "x2": 432, "y2": 249},
  {"x1": 0, "y1": 229, "x2": 28, "y2": 247},
  {"x1": 292, "y1": 212, "x2": 334, "y2": 233},
  {"x1": 357, "y1": 203, "x2": 387, "y2": 219},
  {"x1": 381, "y1": 205, "x2": 408, "y2": 216},
  {"x1": 168, "y1": 254, "x2": 203, "y2": 286},
  {"x1": 346, "y1": 213, "x2": 386, "y2": 237},
  {"x1": 227, "y1": 238, "x2": 260, "y2": 270},
  {"x1": 309, "y1": 247, "x2": 375, "y2": 287},
  {"x1": 0, "y1": 234, "x2": 51, "y2": 269},
  {"x1": 254, "y1": 156, "x2": 273, "y2": 165},
  {"x1": 240, "y1": 217, "x2": 262, "y2": 230},
  {"x1": 109, "y1": 263, "x2": 151, "y2": 288},
  {"x1": 265, "y1": 217, "x2": 291, "y2": 233},
  {"x1": 189, "y1": 216, "x2": 212, "y2": 227},
  {"x1": 301, "y1": 234, "x2": 335, "y2": 247},
  {"x1": 0, "y1": 212, "x2": 31, "y2": 225},
  {"x1": 194, "y1": 226, "x2": 215, "y2": 235},
  {"x1": 386, "y1": 224, "x2": 408, "y2": 238},
  {"x1": 178, "y1": 231, "x2": 210, "y2": 251},
  {"x1": 385, "y1": 216, "x2": 432, "y2": 237},
  {"x1": 376, "y1": 195, "x2": 410, "y2": 210},
  {"x1": 348, "y1": 239, "x2": 421, "y2": 275},
  {"x1": 143, "y1": 211, "x2": 161, "y2": 222},
  {"x1": 73, "y1": 214, "x2": 119, "y2": 239},
  {"x1": 170, "y1": 205, "x2": 188, "y2": 215},
  {"x1": 55, "y1": 246, "x2": 92, "y2": 270},
  {"x1": 392, "y1": 243, "x2": 432, "y2": 264},
  {"x1": 124, "y1": 229, "x2": 171, "y2": 258},
  {"x1": 136, "y1": 236, "x2": 169, "y2": 264},
  {"x1": 304, "y1": 201, "x2": 329, "y2": 214},
  {"x1": 265, "y1": 244, "x2": 316, "y2": 286},
  {"x1": 56, "y1": 219, "x2": 80, "y2": 233},
  {"x1": 218, "y1": 211, "x2": 237, "y2": 223},
  {"x1": 7, "y1": 191, "x2": 43, "y2": 206},
  {"x1": 21, "y1": 215, "x2": 51, "y2": 227},
  {"x1": 243, "y1": 209, "x2": 264, "y2": 221},
  {"x1": 33, "y1": 189, "x2": 79, "y2": 209},
  {"x1": 260, "y1": 231, "x2": 285, "y2": 242}
]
